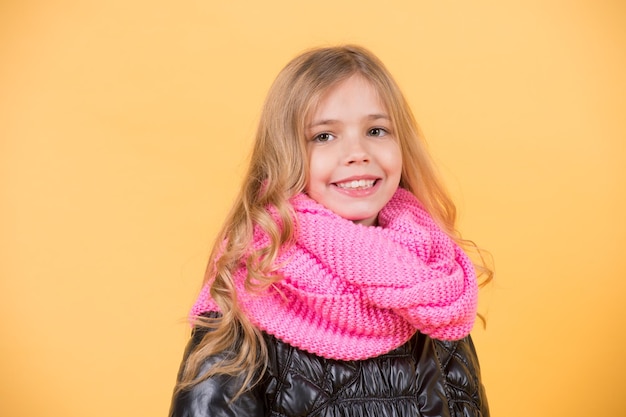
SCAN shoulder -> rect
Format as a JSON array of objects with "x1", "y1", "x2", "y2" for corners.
[
  {"x1": 413, "y1": 333, "x2": 490, "y2": 417},
  {"x1": 168, "y1": 316, "x2": 265, "y2": 417}
]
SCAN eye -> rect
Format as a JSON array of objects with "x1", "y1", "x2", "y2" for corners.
[
  {"x1": 368, "y1": 127, "x2": 388, "y2": 137},
  {"x1": 312, "y1": 132, "x2": 335, "y2": 143}
]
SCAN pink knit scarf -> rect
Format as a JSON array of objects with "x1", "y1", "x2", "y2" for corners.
[{"x1": 191, "y1": 188, "x2": 478, "y2": 361}]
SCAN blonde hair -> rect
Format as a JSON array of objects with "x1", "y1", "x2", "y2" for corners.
[{"x1": 175, "y1": 45, "x2": 493, "y2": 396}]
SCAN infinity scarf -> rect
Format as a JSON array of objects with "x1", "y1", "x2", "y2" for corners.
[{"x1": 191, "y1": 188, "x2": 478, "y2": 361}]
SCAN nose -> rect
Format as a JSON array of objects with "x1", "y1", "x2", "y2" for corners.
[{"x1": 343, "y1": 136, "x2": 370, "y2": 165}]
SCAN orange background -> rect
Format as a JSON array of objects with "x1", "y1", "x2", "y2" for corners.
[{"x1": 1, "y1": 1, "x2": 625, "y2": 416}]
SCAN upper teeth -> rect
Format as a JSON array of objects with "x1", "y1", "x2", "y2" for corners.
[{"x1": 337, "y1": 179, "x2": 375, "y2": 189}]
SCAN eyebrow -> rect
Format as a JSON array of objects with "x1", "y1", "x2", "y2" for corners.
[{"x1": 307, "y1": 114, "x2": 391, "y2": 129}]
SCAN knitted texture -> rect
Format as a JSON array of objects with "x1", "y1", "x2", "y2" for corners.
[{"x1": 191, "y1": 188, "x2": 478, "y2": 361}]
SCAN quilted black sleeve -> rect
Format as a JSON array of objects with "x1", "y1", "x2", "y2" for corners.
[
  {"x1": 168, "y1": 320, "x2": 265, "y2": 417},
  {"x1": 430, "y1": 335, "x2": 490, "y2": 417}
]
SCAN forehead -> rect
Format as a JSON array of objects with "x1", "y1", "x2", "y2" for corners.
[{"x1": 306, "y1": 75, "x2": 388, "y2": 121}]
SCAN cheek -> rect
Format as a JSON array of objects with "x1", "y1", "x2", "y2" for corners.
[
  {"x1": 382, "y1": 144, "x2": 403, "y2": 176},
  {"x1": 306, "y1": 149, "x2": 330, "y2": 184},
  {"x1": 305, "y1": 151, "x2": 320, "y2": 193}
]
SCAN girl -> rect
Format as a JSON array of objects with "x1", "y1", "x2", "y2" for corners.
[{"x1": 169, "y1": 45, "x2": 490, "y2": 417}]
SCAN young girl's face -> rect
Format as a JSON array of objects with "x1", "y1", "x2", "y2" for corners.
[{"x1": 304, "y1": 75, "x2": 402, "y2": 226}]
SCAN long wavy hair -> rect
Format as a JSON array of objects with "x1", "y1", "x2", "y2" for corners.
[{"x1": 175, "y1": 44, "x2": 493, "y2": 397}]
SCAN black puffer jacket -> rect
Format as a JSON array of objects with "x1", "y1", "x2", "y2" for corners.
[{"x1": 169, "y1": 313, "x2": 489, "y2": 417}]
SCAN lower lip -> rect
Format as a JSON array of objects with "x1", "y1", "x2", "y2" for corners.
[{"x1": 333, "y1": 180, "x2": 380, "y2": 197}]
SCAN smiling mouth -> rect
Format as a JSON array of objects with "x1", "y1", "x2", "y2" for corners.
[{"x1": 335, "y1": 179, "x2": 377, "y2": 190}]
